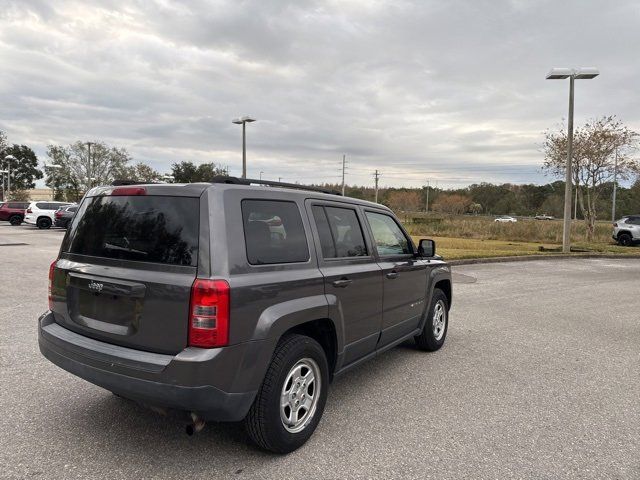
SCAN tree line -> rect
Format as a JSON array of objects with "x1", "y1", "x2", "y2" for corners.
[{"x1": 2, "y1": 114, "x2": 638, "y2": 242}]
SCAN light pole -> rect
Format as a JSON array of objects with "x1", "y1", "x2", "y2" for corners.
[
  {"x1": 259, "y1": 171, "x2": 264, "y2": 180},
  {"x1": 232, "y1": 116, "x2": 256, "y2": 179},
  {"x1": 4, "y1": 155, "x2": 16, "y2": 200},
  {"x1": 546, "y1": 67, "x2": 599, "y2": 253},
  {"x1": 86, "y1": 142, "x2": 94, "y2": 189},
  {"x1": 0, "y1": 169, "x2": 7, "y2": 201},
  {"x1": 612, "y1": 147, "x2": 618, "y2": 221}
]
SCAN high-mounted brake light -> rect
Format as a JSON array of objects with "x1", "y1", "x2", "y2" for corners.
[
  {"x1": 111, "y1": 187, "x2": 146, "y2": 196},
  {"x1": 188, "y1": 279, "x2": 230, "y2": 348},
  {"x1": 48, "y1": 260, "x2": 56, "y2": 310}
]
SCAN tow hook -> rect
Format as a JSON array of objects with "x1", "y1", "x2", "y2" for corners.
[{"x1": 185, "y1": 412, "x2": 206, "y2": 436}]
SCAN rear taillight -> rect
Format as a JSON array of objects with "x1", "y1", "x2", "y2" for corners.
[
  {"x1": 111, "y1": 187, "x2": 146, "y2": 196},
  {"x1": 27, "y1": 208, "x2": 32, "y2": 213},
  {"x1": 188, "y1": 279, "x2": 230, "y2": 348},
  {"x1": 48, "y1": 260, "x2": 56, "y2": 310},
  {"x1": 55, "y1": 211, "x2": 62, "y2": 218}
]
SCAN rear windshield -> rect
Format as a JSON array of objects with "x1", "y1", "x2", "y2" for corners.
[{"x1": 65, "y1": 195, "x2": 199, "y2": 267}]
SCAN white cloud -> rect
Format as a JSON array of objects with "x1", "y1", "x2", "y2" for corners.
[{"x1": 1, "y1": 0, "x2": 639, "y2": 188}]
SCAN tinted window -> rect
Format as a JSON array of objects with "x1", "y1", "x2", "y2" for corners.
[
  {"x1": 365, "y1": 212, "x2": 411, "y2": 256},
  {"x1": 8, "y1": 202, "x2": 29, "y2": 209},
  {"x1": 35, "y1": 202, "x2": 48, "y2": 209},
  {"x1": 628, "y1": 217, "x2": 640, "y2": 225},
  {"x1": 311, "y1": 206, "x2": 337, "y2": 258},
  {"x1": 242, "y1": 200, "x2": 309, "y2": 265},
  {"x1": 66, "y1": 196, "x2": 199, "y2": 266},
  {"x1": 313, "y1": 206, "x2": 367, "y2": 258}
]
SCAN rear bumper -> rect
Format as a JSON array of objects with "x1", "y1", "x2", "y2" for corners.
[
  {"x1": 23, "y1": 214, "x2": 37, "y2": 225},
  {"x1": 38, "y1": 311, "x2": 271, "y2": 421}
]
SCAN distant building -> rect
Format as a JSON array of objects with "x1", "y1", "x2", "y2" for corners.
[{"x1": 26, "y1": 188, "x2": 54, "y2": 200}]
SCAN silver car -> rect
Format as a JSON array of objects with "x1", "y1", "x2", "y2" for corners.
[{"x1": 613, "y1": 215, "x2": 640, "y2": 246}]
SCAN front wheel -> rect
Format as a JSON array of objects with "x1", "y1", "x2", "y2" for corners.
[
  {"x1": 37, "y1": 217, "x2": 52, "y2": 229},
  {"x1": 9, "y1": 215, "x2": 22, "y2": 226},
  {"x1": 414, "y1": 288, "x2": 449, "y2": 351},
  {"x1": 244, "y1": 334, "x2": 329, "y2": 453}
]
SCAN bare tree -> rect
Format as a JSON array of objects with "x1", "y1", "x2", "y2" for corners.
[
  {"x1": 386, "y1": 190, "x2": 422, "y2": 221},
  {"x1": 432, "y1": 194, "x2": 472, "y2": 215},
  {"x1": 46, "y1": 141, "x2": 131, "y2": 192},
  {"x1": 543, "y1": 116, "x2": 640, "y2": 240}
]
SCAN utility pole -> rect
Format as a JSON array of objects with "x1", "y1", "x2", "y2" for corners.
[
  {"x1": 574, "y1": 184, "x2": 579, "y2": 220},
  {"x1": 340, "y1": 154, "x2": 347, "y2": 196},
  {"x1": 373, "y1": 170, "x2": 380, "y2": 203},
  {"x1": 612, "y1": 147, "x2": 619, "y2": 221},
  {"x1": 425, "y1": 180, "x2": 430, "y2": 212},
  {"x1": 86, "y1": 142, "x2": 94, "y2": 189}
]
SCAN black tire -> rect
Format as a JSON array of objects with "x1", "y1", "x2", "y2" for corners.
[
  {"x1": 414, "y1": 288, "x2": 449, "y2": 351},
  {"x1": 36, "y1": 217, "x2": 52, "y2": 229},
  {"x1": 244, "y1": 334, "x2": 329, "y2": 454},
  {"x1": 618, "y1": 233, "x2": 633, "y2": 247},
  {"x1": 9, "y1": 215, "x2": 22, "y2": 226}
]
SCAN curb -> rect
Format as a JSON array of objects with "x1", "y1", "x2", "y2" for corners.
[{"x1": 448, "y1": 253, "x2": 640, "y2": 266}]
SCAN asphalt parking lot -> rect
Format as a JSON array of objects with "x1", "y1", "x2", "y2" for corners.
[{"x1": 1, "y1": 223, "x2": 639, "y2": 480}]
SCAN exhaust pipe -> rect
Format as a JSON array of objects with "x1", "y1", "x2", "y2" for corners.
[{"x1": 185, "y1": 412, "x2": 206, "y2": 436}]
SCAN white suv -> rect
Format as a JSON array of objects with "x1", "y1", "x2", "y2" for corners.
[
  {"x1": 613, "y1": 215, "x2": 640, "y2": 246},
  {"x1": 24, "y1": 201, "x2": 72, "y2": 229}
]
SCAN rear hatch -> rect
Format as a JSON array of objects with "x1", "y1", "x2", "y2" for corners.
[{"x1": 52, "y1": 187, "x2": 203, "y2": 354}]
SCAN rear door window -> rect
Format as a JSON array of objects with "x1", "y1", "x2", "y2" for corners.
[
  {"x1": 65, "y1": 195, "x2": 199, "y2": 266},
  {"x1": 311, "y1": 205, "x2": 368, "y2": 258},
  {"x1": 242, "y1": 200, "x2": 309, "y2": 265},
  {"x1": 35, "y1": 202, "x2": 48, "y2": 209}
]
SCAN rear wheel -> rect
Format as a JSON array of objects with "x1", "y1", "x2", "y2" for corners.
[
  {"x1": 37, "y1": 217, "x2": 52, "y2": 229},
  {"x1": 414, "y1": 288, "x2": 449, "y2": 351},
  {"x1": 618, "y1": 233, "x2": 633, "y2": 246},
  {"x1": 9, "y1": 215, "x2": 22, "y2": 226},
  {"x1": 244, "y1": 334, "x2": 329, "y2": 453}
]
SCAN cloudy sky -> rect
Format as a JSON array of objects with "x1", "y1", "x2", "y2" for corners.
[{"x1": 1, "y1": 0, "x2": 639, "y2": 188}]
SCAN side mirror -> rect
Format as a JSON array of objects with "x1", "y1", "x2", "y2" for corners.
[{"x1": 417, "y1": 238, "x2": 435, "y2": 257}]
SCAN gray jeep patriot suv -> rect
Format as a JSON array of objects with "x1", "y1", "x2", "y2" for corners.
[{"x1": 38, "y1": 177, "x2": 452, "y2": 453}]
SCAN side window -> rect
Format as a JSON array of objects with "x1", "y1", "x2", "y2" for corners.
[
  {"x1": 365, "y1": 212, "x2": 412, "y2": 256},
  {"x1": 36, "y1": 202, "x2": 47, "y2": 210},
  {"x1": 242, "y1": 200, "x2": 309, "y2": 265},
  {"x1": 311, "y1": 206, "x2": 337, "y2": 258},
  {"x1": 312, "y1": 205, "x2": 368, "y2": 258},
  {"x1": 628, "y1": 217, "x2": 640, "y2": 225}
]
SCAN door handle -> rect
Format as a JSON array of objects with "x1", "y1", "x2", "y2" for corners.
[
  {"x1": 332, "y1": 278, "x2": 353, "y2": 288},
  {"x1": 386, "y1": 271, "x2": 399, "y2": 279}
]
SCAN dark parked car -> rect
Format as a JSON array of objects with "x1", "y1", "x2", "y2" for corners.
[
  {"x1": 54, "y1": 205, "x2": 78, "y2": 228},
  {"x1": 39, "y1": 178, "x2": 452, "y2": 453},
  {"x1": 0, "y1": 201, "x2": 30, "y2": 225}
]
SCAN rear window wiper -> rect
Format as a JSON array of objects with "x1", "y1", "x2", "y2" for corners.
[{"x1": 103, "y1": 242, "x2": 148, "y2": 256}]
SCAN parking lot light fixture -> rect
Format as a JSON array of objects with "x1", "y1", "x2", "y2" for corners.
[
  {"x1": 546, "y1": 67, "x2": 599, "y2": 253},
  {"x1": 232, "y1": 116, "x2": 257, "y2": 179}
]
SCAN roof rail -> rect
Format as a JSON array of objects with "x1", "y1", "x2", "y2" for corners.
[{"x1": 210, "y1": 176, "x2": 341, "y2": 195}]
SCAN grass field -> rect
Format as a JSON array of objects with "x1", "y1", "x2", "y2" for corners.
[{"x1": 405, "y1": 214, "x2": 640, "y2": 260}]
